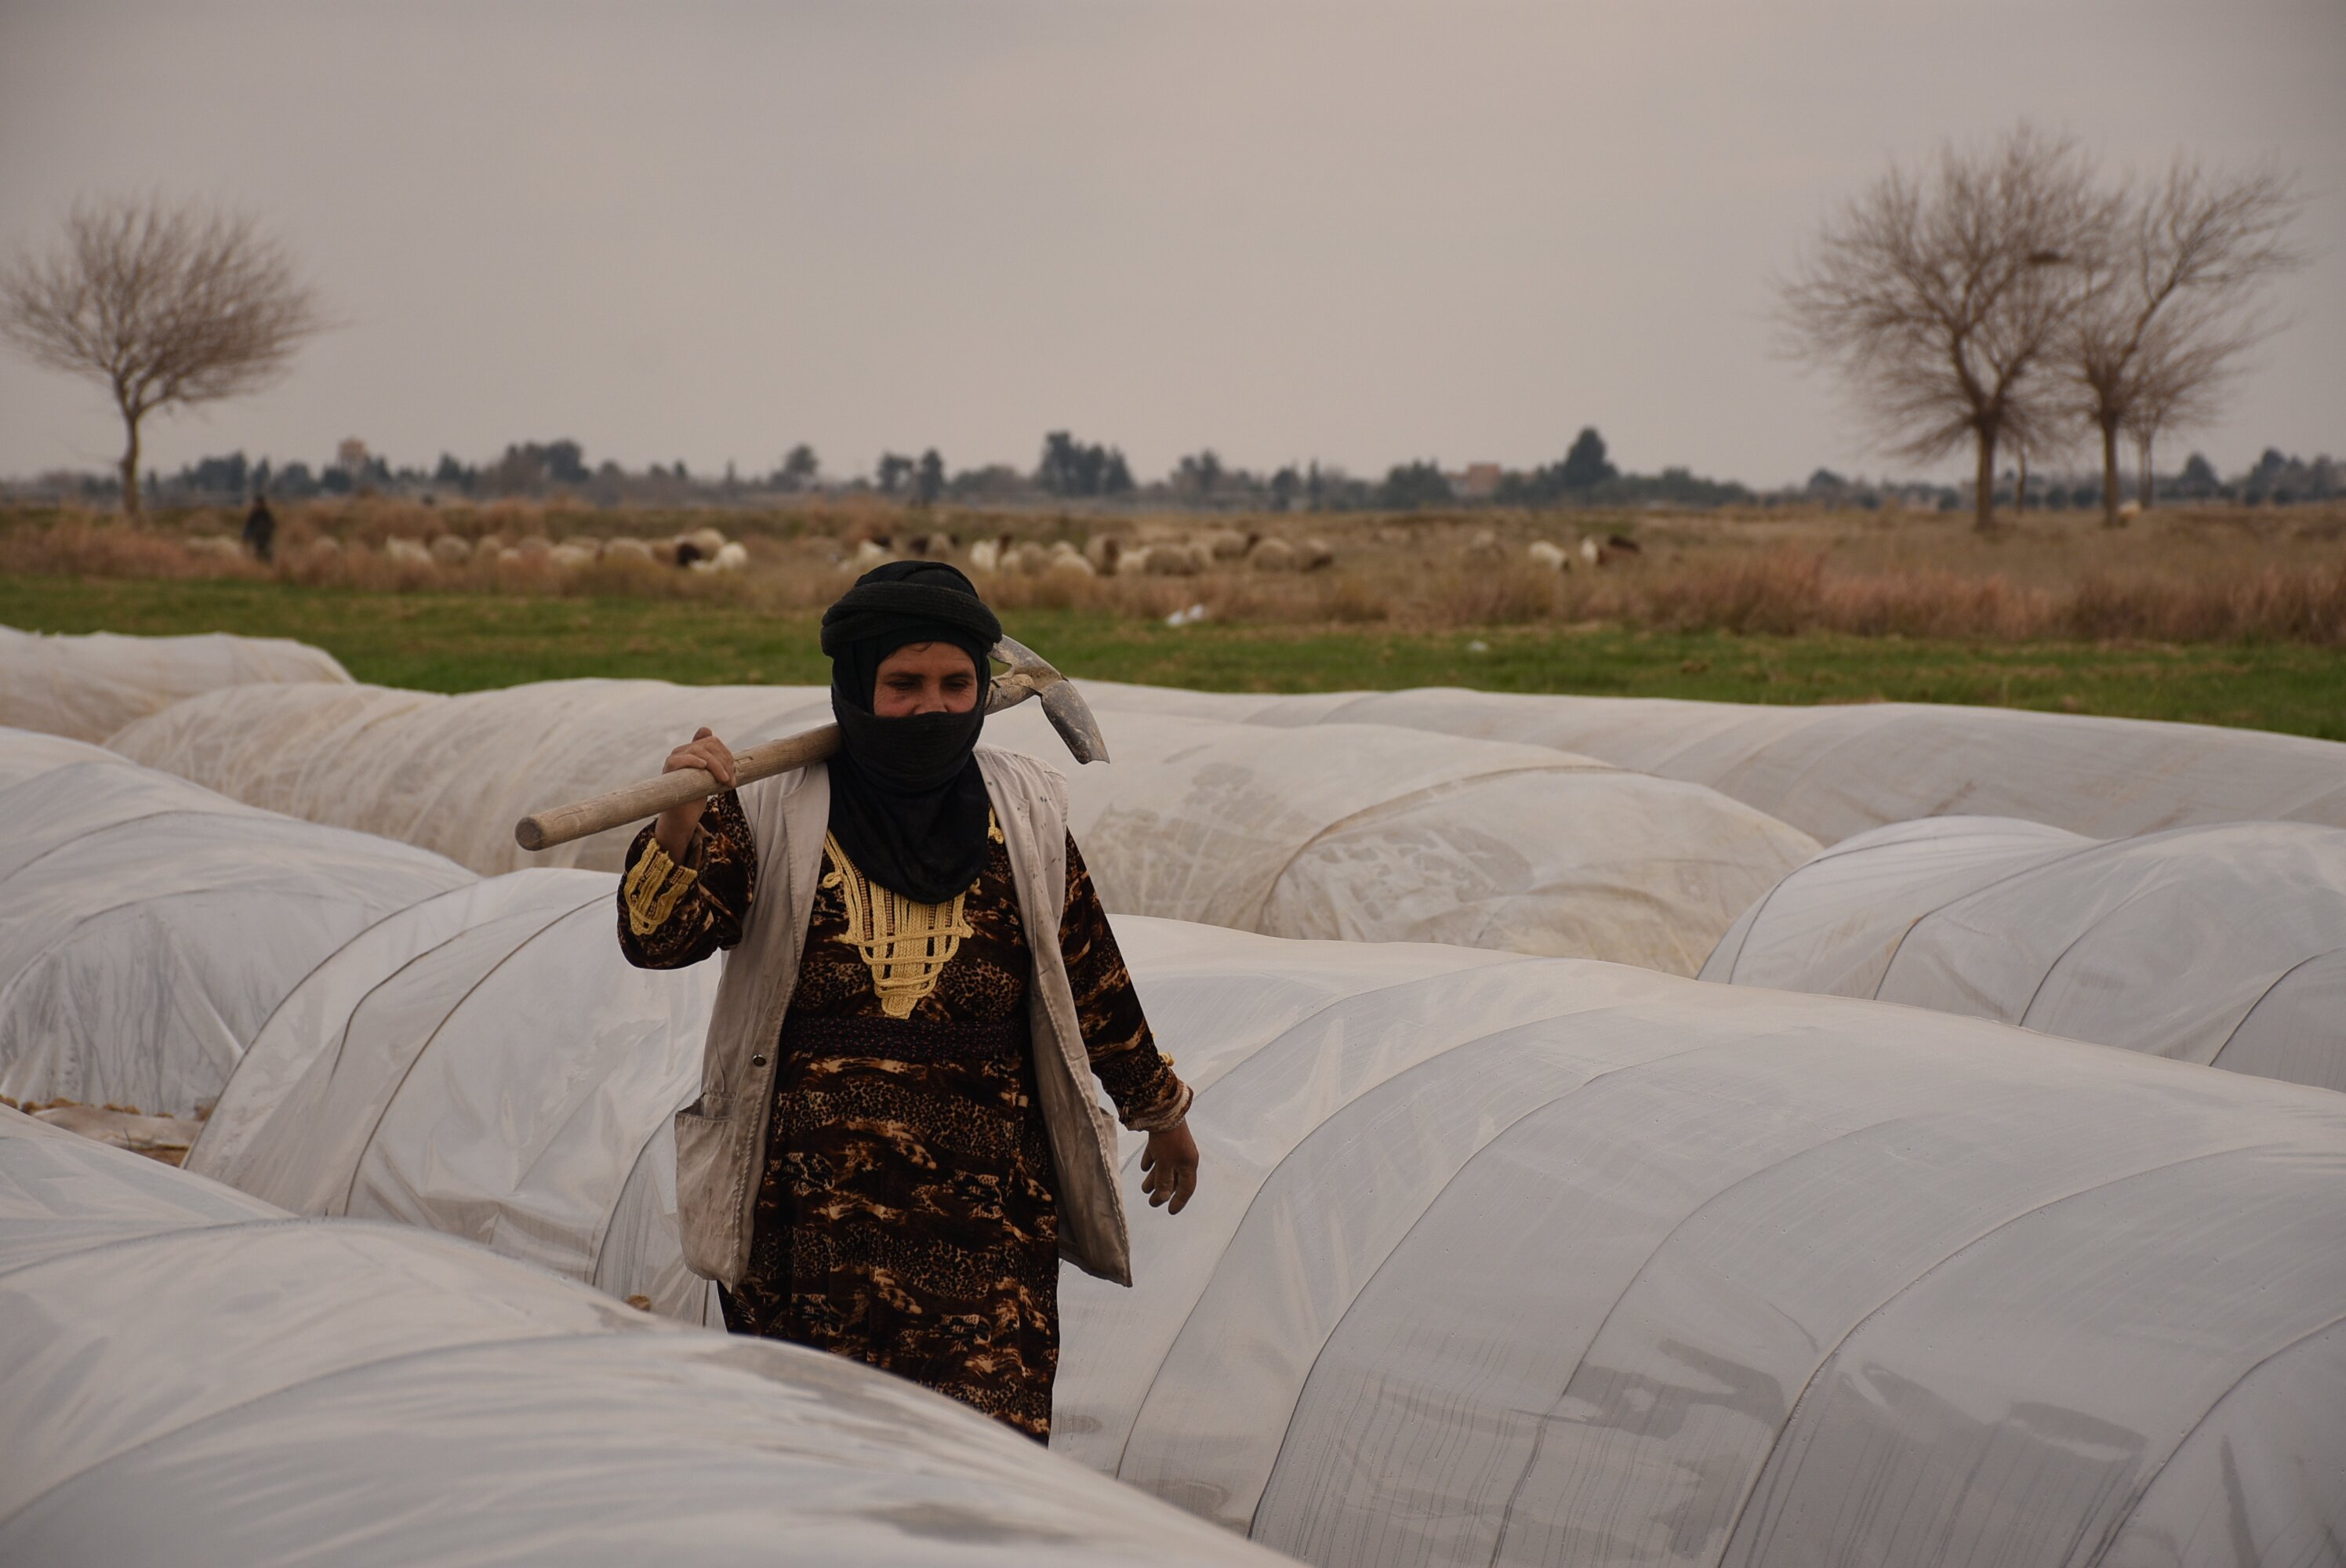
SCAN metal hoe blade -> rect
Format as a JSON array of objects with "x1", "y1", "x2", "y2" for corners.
[{"x1": 987, "y1": 633, "x2": 1110, "y2": 764}]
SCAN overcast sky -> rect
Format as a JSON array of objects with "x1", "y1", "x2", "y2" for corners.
[{"x1": 2, "y1": 0, "x2": 2339, "y2": 489}]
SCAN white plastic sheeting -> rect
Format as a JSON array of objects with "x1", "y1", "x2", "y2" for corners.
[
  {"x1": 1077, "y1": 681, "x2": 2346, "y2": 844},
  {"x1": 189, "y1": 868, "x2": 717, "y2": 1320},
  {"x1": 1701, "y1": 815, "x2": 2346, "y2": 1092},
  {"x1": 185, "y1": 892, "x2": 2346, "y2": 1566},
  {"x1": 109, "y1": 679, "x2": 1819, "y2": 972},
  {"x1": 0, "y1": 623, "x2": 350, "y2": 742},
  {"x1": 0, "y1": 728, "x2": 470, "y2": 1114},
  {"x1": 0, "y1": 1109, "x2": 1289, "y2": 1567}
]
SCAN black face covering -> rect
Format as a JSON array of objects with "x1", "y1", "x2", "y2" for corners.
[{"x1": 819, "y1": 561, "x2": 1003, "y2": 904}]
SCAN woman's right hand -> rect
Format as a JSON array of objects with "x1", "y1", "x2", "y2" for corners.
[{"x1": 652, "y1": 727, "x2": 735, "y2": 862}]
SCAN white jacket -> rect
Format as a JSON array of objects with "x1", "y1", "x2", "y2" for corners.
[{"x1": 671, "y1": 746, "x2": 1133, "y2": 1288}]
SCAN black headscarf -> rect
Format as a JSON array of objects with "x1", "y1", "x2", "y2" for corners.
[{"x1": 819, "y1": 561, "x2": 1003, "y2": 903}]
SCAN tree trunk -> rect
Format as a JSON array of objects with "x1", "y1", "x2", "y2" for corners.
[
  {"x1": 2016, "y1": 450, "x2": 2029, "y2": 514},
  {"x1": 118, "y1": 405, "x2": 143, "y2": 516},
  {"x1": 2137, "y1": 433, "x2": 2156, "y2": 510},
  {"x1": 1974, "y1": 426, "x2": 1997, "y2": 532},
  {"x1": 2100, "y1": 420, "x2": 2122, "y2": 528}
]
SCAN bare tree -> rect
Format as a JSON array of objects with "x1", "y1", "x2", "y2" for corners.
[
  {"x1": 0, "y1": 196, "x2": 328, "y2": 514},
  {"x1": 1781, "y1": 125, "x2": 2110, "y2": 532},
  {"x1": 2065, "y1": 160, "x2": 2301, "y2": 525}
]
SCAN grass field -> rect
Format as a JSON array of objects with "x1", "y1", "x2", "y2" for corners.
[{"x1": 9, "y1": 573, "x2": 2342, "y2": 739}]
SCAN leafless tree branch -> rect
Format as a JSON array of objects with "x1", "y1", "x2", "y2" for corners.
[
  {"x1": 0, "y1": 195, "x2": 329, "y2": 514},
  {"x1": 2065, "y1": 158, "x2": 2303, "y2": 524},
  {"x1": 1779, "y1": 125, "x2": 2115, "y2": 531}
]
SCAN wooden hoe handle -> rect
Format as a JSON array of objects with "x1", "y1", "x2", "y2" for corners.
[{"x1": 513, "y1": 724, "x2": 843, "y2": 852}]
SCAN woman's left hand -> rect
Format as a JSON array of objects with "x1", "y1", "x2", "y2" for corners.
[{"x1": 1140, "y1": 1121, "x2": 1200, "y2": 1214}]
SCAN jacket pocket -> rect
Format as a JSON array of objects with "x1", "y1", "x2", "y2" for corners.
[{"x1": 673, "y1": 1099, "x2": 744, "y2": 1286}]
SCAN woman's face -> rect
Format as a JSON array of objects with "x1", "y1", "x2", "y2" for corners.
[{"x1": 873, "y1": 641, "x2": 981, "y2": 717}]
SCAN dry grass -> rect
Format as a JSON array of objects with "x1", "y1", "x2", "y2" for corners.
[{"x1": 5, "y1": 495, "x2": 2343, "y2": 646}]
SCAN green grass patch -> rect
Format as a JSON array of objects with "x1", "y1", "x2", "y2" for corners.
[{"x1": 7, "y1": 572, "x2": 2342, "y2": 739}]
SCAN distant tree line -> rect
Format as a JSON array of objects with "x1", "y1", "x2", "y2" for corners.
[
  {"x1": 81, "y1": 423, "x2": 2337, "y2": 515},
  {"x1": 34, "y1": 401, "x2": 2337, "y2": 518}
]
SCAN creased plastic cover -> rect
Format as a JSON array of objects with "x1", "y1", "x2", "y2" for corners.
[
  {"x1": 0, "y1": 624, "x2": 350, "y2": 742},
  {"x1": 184, "y1": 883, "x2": 2346, "y2": 1566},
  {"x1": 0, "y1": 1109, "x2": 1290, "y2": 1567},
  {"x1": 0, "y1": 728, "x2": 471, "y2": 1113},
  {"x1": 108, "y1": 679, "x2": 1818, "y2": 972},
  {"x1": 1074, "y1": 681, "x2": 2346, "y2": 844},
  {"x1": 1701, "y1": 814, "x2": 2346, "y2": 1091},
  {"x1": 187, "y1": 866, "x2": 717, "y2": 1320}
]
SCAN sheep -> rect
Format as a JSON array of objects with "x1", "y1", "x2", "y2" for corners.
[
  {"x1": 183, "y1": 535, "x2": 243, "y2": 561},
  {"x1": 1202, "y1": 528, "x2": 1250, "y2": 562},
  {"x1": 1527, "y1": 539, "x2": 1570, "y2": 572},
  {"x1": 1084, "y1": 535, "x2": 1124, "y2": 576},
  {"x1": 513, "y1": 535, "x2": 555, "y2": 561},
  {"x1": 1248, "y1": 537, "x2": 1296, "y2": 572},
  {"x1": 968, "y1": 538, "x2": 1001, "y2": 573},
  {"x1": 428, "y1": 534, "x2": 474, "y2": 566},
  {"x1": 305, "y1": 536, "x2": 343, "y2": 563},
  {"x1": 385, "y1": 537, "x2": 435, "y2": 566},
  {"x1": 689, "y1": 539, "x2": 750, "y2": 574},
  {"x1": 1463, "y1": 529, "x2": 1505, "y2": 565},
  {"x1": 1011, "y1": 540, "x2": 1051, "y2": 575},
  {"x1": 549, "y1": 541, "x2": 599, "y2": 570},
  {"x1": 1605, "y1": 532, "x2": 1643, "y2": 555},
  {"x1": 604, "y1": 536, "x2": 655, "y2": 564},
  {"x1": 1579, "y1": 536, "x2": 1602, "y2": 566},
  {"x1": 1140, "y1": 541, "x2": 1204, "y2": 576},
  {"x1": 852, "y1": 538, "x2": 894, "y2": 569},
  {"x1": 685, "y1": 526, "x2": 728, "y2": 559},
  {"x1": 1296, "y1": 537, "x2": 1335, "y2": 572}
]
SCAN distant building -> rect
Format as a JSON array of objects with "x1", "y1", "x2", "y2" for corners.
[
  {"x1": 336, "y1": 437, "x2": 371, "y2": 478},
  {"x1": 1450, "y1": 463, "x2": 1502, "y2": 501}
]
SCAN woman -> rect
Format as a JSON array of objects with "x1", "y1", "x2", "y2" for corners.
[{"x1": 618, "y1": 561, "x2": 1198, "y2": 1442}]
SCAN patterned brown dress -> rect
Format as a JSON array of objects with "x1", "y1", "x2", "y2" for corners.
[{"x1": 617, "y1": 789, "x2": 1189, "y2": 1442}]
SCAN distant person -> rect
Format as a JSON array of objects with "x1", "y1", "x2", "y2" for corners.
[{"x1": 241, "y1": 495, "x2": 276, "y2": 564}]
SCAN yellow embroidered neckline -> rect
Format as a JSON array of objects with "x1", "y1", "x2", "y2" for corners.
[{"x1": 823, "y1": 830, "x2": 982, "y2": 1018}]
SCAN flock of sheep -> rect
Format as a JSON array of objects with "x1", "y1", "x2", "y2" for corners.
[
  {"x1": 847, "y1": 525, "x2": 1339, "y2": 578},
  {"x1": 181, "y1": 517, "x2": 1648, "y2": 586},
  {"x1": 188, "y1": 524, "x2": 754, "y2": 573}
]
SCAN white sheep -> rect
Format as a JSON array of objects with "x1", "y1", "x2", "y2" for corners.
[
  {"x1": 1579, "y1": 535, "x2": 1602, "y2": 565},
  {"x1": 688, "y1": 539, "x2": 750, "y2": 574},
  {"x1": 549, "y1": 541, "x2": 600, "y2": 570},
  {"x1": 604, "y1": 537, "x2": 655, "y2": 564},
  {"x1": 1084, "y1": 535, "x2": 1125, "y2": 575},
  {"x1": 1296, "y1": 537, "x2": 1335, "y2": 572},
  {"x1": 1203, "y1": 528, "x2": 1250, "y2": 561},
  {"x1": 1527, "y1": 539, "x2": 1569, "y2": 572},
  {"x1": 385, "y1": 537, "x2": 434, "y2": 566},
  {"x1": 1248, "y1": 536, "x2": 1296, "y2": 572},
  {"x1": 1137, "y1": 542, "x2": 1200, "y2": 576},
  {"x1": 429, "y1": 535, "x2": 474, "y2": 566},
  {"x1": 967, "y1": 538, "x2": 1000, "y2": 573}
]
